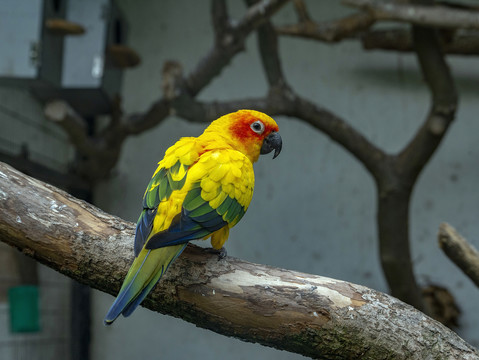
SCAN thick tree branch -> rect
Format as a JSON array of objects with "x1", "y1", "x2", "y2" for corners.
[
  {"x1": 247, "y1": 1, "x2": 387, "y2": 179},
  {"x1": 343, "y1": 0, "x2": 479, "y2": 30},
  {"x1": 281, "y1": 93, "x2": 388, "y2": 178},
  {"x1": 439, "y1": 223, "x2": 479, "y2": 288},
  {"x1": 0, "y1": 161, "x2": 478, "y2": 359},
  {"x1": 150, "y1": 88, "x2": 389, "y2": 181},
  {"x1": 371, "y1": 2, "x2": 458, "y2": 315}
]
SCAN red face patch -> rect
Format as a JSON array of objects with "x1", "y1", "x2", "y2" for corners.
[
  {"x1": 229, "y1": 111, "x2": 277, "y2": 143},
  {"x1": 229, "y1": 112, "x2": 261, "y2": 141}
]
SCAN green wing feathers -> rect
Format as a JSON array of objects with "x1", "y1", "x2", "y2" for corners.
[
  {"x1": 143, "y1": 161, "x2": 189, "y2": 209},
  {"x1": 134, "y1": 160, "x2": 189, "y2": 255}
]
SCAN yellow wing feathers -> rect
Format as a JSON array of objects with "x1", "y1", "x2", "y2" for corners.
[
  {"x1": 162, "y1": 137, "x2": 199, "y2": 167},
  {"x1": 194, "y1": 150, "x2": 254, "y2": 207}
]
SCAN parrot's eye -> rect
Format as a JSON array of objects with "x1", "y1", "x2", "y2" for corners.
[{"x1": 250, "y1": 120, "x2": 265, "y2": 134}]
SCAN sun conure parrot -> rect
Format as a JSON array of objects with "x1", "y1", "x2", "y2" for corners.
[{"x1": 104, "y1": 109, "x2": 282, "y2": 325}]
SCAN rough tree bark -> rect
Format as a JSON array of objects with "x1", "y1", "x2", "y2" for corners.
[{"x1": 1, "y1": 164, "x2": 479, "y2": 359}]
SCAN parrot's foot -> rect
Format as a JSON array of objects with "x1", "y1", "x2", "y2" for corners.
[
  {"x1": 207, "y1": 247, "x2": 227, "y2": 260},
  {"x1": 218, "y1": 247, "x2": 227, "y2": 260}
]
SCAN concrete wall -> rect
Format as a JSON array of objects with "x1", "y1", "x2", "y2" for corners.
[{"x1": 92, "y1": 1, "x2": 479, "y2": 359}]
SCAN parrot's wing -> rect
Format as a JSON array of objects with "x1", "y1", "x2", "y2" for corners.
[
  {"x1": 134, "y1": 159, "x2": 189, "y2": 256},
  {"x1": 145, "y1": 181, "x2": 246, "y2": 250},
  {"x1": 104, "y1": 158, "x2": 191, "y2": 324}
]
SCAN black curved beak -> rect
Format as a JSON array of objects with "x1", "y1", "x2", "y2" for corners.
[{"x1": 260, "y1": 131, "x2": 282, "y2": 159}]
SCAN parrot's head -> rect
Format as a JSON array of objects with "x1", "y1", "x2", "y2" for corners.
[{"x1": 207, "y1": 109, "x2": 282, "y2": 163}]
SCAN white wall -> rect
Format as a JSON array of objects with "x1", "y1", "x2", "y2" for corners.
[{"x1": 92, "y1": 1, "x2": 479, "y2": 358}]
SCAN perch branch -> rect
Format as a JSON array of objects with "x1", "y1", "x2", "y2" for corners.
[
  {"x1": 0, "y1": 161, "x2": 478, "y2": 359},
  {"x1": 439, "y1": 223, "x2": 479, "y2": 288}
]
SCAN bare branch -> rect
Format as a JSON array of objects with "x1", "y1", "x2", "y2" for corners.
[
  {"x1": 243, "y1": 5, "x2": 388, "y2": 179},
  {"x1": 256, "y1": 22, "x2": 286, "y2": 87},
  {"x1": 236, "y1": 0, "x2": 290, "y2": 35},
  {"x1": 343, "y1": 0, "x2": 479, "y2": 30},
  {"x1": 292, "y1": 0, "x2": 312, "y2": 23},
  {"x1": 44, "y1": 100, "x2": 95, "y2": 157},
  {"x1": 369, "y1": 0, "x2": 458, "y2": 313},
  {"x1": 277, "y1": 12, "x2": 375, "y2": 42},
  {"x1": 397, "y1": 25, "x2": 458, "y2": 183},
  {"x1": 1, "y1": 161, "x2": 478, "y2": 360},
  {"x1": 289, "y1": 94, "x2": 388, "y2": 178},
  {"x1": 174, "y1": 97, "x2": 272, "y2": 123},
  {"x1": 125, "y1": 99, "x2": 171, "y2": 135},
  {"x1": 152, "y1": 82, "x2": 389, "y2": 182},
  {"x1": 439, "y1": 223, "x2": 479, "y2": 288}
]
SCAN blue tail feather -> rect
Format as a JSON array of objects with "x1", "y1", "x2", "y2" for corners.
[
  {"x1": 103, "y1": 250, "x2": 152, "y2": 325},
  {"x1": 104, "y1": 244, "x2": 187, "y2": 325},
  {"x1": 122, "y1": 243, "x2": 187, "y2": 317}
]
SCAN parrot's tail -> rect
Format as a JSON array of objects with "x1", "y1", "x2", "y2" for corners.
[{"x1": 103, "y1": 243, "x2": 187, "y2": 325}]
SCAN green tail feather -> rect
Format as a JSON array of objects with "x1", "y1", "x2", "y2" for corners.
[{"x1": 104, "y1": 244, "x2": 186, "y2": 325}]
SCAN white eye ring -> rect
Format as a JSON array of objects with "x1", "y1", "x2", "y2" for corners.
[{"x1": 250, "y1": 120, "x2": 265, "y2": 134}]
